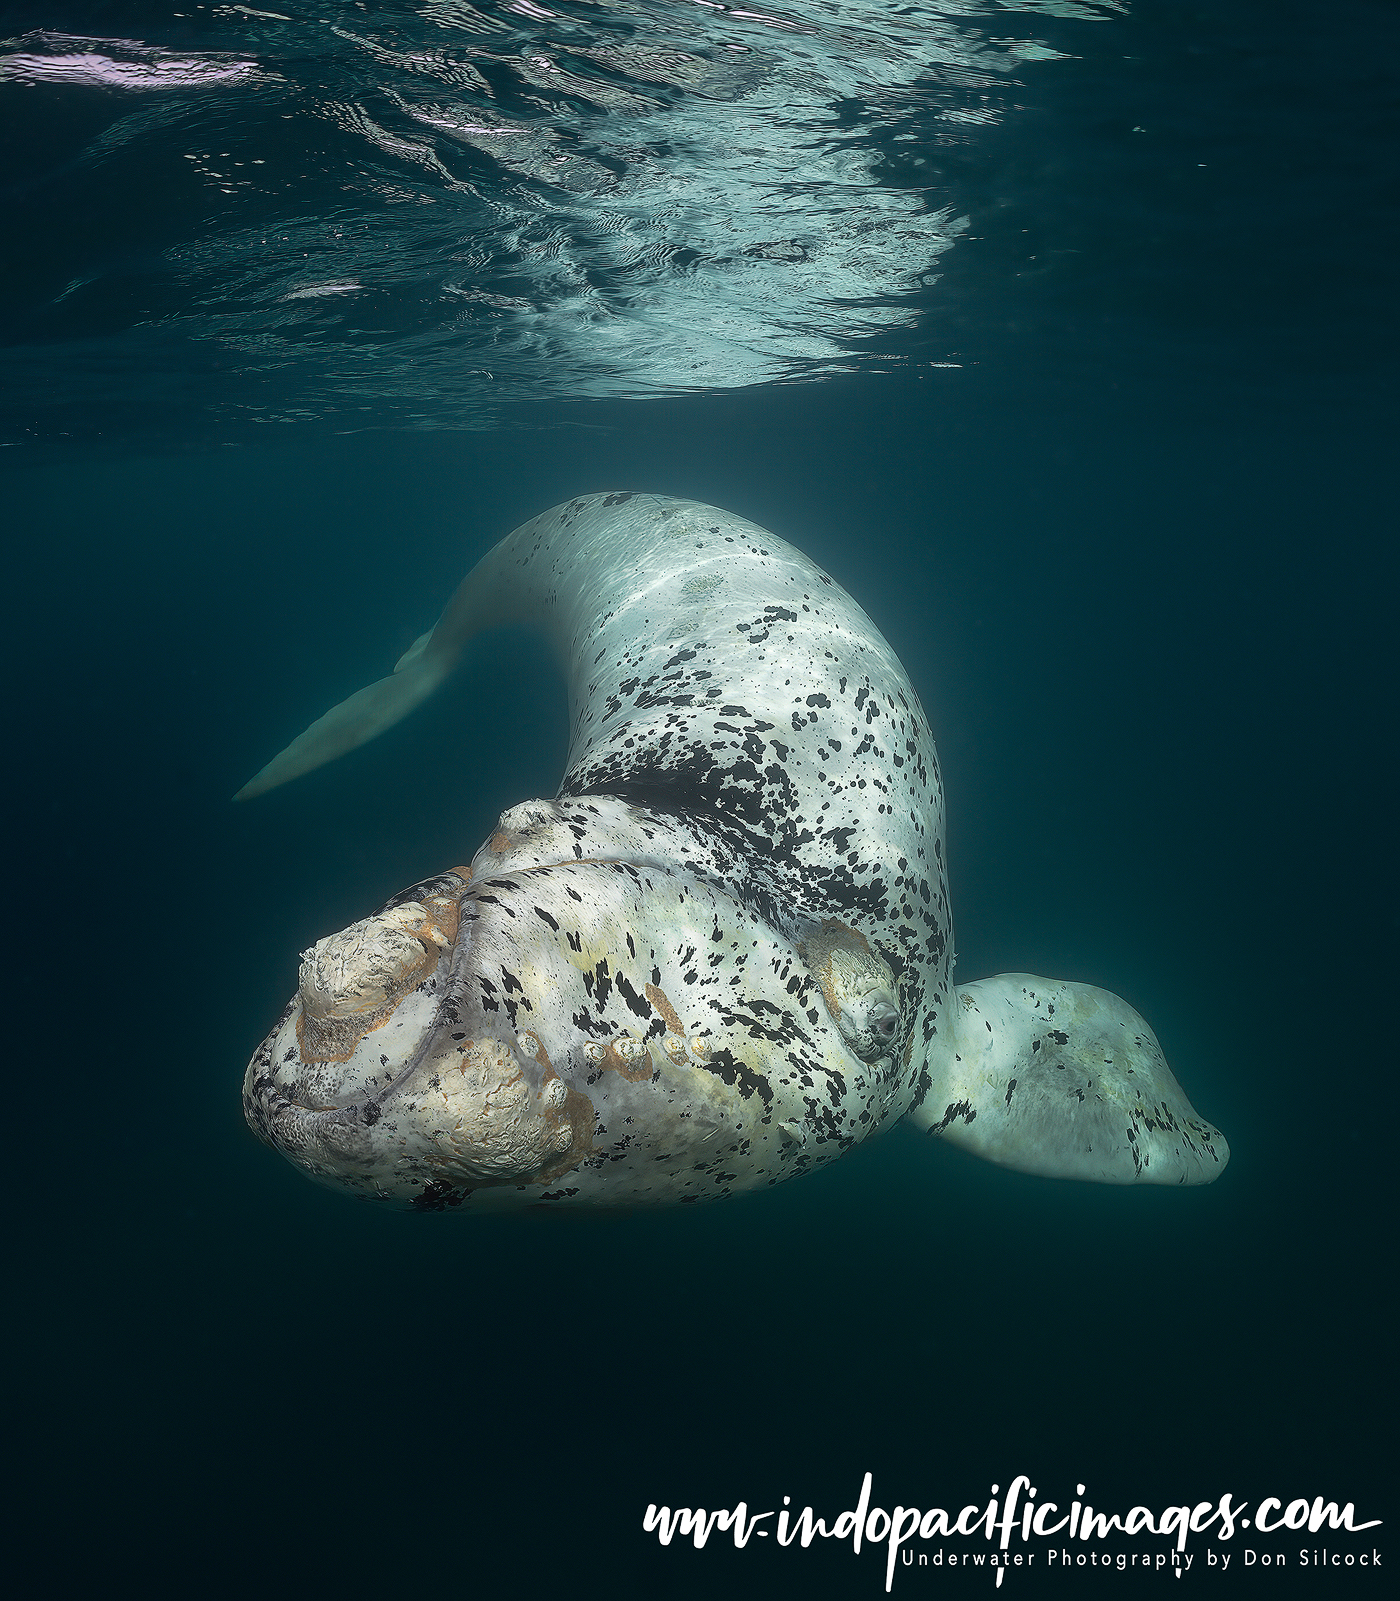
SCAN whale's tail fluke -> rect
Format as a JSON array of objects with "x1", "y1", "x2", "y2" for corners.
[
  {"x1": 233, "y1": 634, "x2": 450, "y2": 801},
  {"x1": 232, "y1": 499, "x2": 529, "y2": 802}
]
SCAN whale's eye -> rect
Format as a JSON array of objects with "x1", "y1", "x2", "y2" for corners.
[
  {"x1": 802, "y1": 925, "x2": 901, "y2": 1062},
  {"x1": 863, "y1": 998, "x2": 900, "y2": 1056},
  {"x1": 842, "y1": 993, "x2": 900, "y2": 1061}
]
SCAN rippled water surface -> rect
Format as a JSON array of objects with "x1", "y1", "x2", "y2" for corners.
[{"x1": 5, "y1": 0, "x2": 1130, "y2": 428}]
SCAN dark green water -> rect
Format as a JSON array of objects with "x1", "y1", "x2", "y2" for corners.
[{"x1": 5, "y1": 1, "x2": 1393, "y2": 1594}]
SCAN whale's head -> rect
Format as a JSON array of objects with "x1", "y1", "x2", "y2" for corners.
[
  {"x1": 244, "y1": 795, "x2": 916, "y2": 1211},
  {"x1": 242, "y1": 862, "x2": 596, "y2": 1210}
]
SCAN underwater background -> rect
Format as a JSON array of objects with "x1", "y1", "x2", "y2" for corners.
[{"x1": 5, "y1": 0, "x2": 1393, "y2": 1594}]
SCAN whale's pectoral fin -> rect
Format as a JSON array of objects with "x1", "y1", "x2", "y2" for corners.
[
  {"x1": 908, "y1": 975, "x2": 1229, "y2": 1185},
  {"x1": 233, "y1": 632, "x2": 449, "y2": 802}
]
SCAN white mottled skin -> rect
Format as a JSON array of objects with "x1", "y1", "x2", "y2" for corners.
[{"x1": 240, "y1": 494, "x2": 1228, "y2": 1209}]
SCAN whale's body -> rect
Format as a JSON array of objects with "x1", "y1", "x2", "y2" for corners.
[{"x1": 241, "y1": 494, "x2": 1227, "y2": 1208}]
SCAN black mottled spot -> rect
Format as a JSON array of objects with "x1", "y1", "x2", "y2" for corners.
[
  {"x1": 412, "y1": 1179, "x2": 471, "y2": 1212},
  {"x1": 927, "y1": 1099, "x2": 976, "y2": 1133},
  {"x1": 614, "y1": 970, "x2": 652, "y2": 1022},
  {"x1": 704, "y1": 1047, "x2": 773, "y2": 1108}
]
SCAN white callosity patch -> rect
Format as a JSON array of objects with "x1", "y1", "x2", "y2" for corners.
[
  {"x1": 298, "y1": 902, "x2": 447, "y2": 1023},
  {"x1": 432, "y1": 1035, "x2": 577, "y2": 1180},
  {"x1": 292, "y1": 890, "x2": 460, "y2": 1067},
  {"x1": 248, "y1": 847, "x2": 902, "y2": 1206}
]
